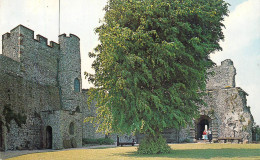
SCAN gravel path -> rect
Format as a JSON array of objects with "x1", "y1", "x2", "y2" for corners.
[{"x1": 0, "y1": 145, "x2": 117, "y2": 160}]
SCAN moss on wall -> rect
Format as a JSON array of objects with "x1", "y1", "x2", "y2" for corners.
[{"x1": 3, "y1": 104, "x2": 27, "y2": 131}]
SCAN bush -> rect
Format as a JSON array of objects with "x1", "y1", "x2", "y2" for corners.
[
  {"x1": 137, "y1": 134, "x2": 171, "y2": 154},
  {"x1": 82, "y1": 138, "x2": 114, "y2": 145},
  {"x1": 252, "y1": 123, "x2": 260, "y2": 142}
]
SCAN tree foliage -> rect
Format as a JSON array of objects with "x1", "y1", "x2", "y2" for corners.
[
  {"x1": 252, "y1": 122, "x2": 260, "y2": 142},
  {"x1": 85, "y1": 0, "x2": 229, "y2": 153}
]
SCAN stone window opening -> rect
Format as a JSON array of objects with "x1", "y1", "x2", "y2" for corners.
[
  {"x1": 69, "y1": 122, "x2": 74, "y2": 135},
  {"x1": 74, "y1": 78, "x2": 80, "y2": 92},
  {"x1": 46, "y1": 126, "x2": 52, "y2": 149},
  {"x1": 75, "y1": 106, "x2": 80, "y2": 113},
  {"x1": 7, "y1": 89, "x2": 11, "y2": 101}
]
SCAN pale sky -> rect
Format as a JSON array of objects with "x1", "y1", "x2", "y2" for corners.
[{"x1": 0, "y1": 0, "x2": 259, "y2": 125}]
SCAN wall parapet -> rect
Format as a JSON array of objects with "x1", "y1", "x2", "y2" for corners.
[
  {"x1": 50, "y1": 41, "x2": 60, "y2": 49},
  {"x1": 36, "y1": 34, "x2": 48, "y2": 45},
  {"x1": 2, "y1": 25, "x2": 61, "y2": 51},
  {"x1": 2, "y1": 32, "x2": 11, "y2": 40},
  {"x1": 10, "y1": 24, "x2": 34, "y2": 38},
  {"x1": 59, "y1": 33, "x2": 80, "y2": 41}
]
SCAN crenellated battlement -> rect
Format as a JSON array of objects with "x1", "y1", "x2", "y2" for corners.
[
  {"x1": 2, "y1": 32, "x2": 11, "y2": 40},
  {"x1": 10, "y1": 24, "x2": 34, "y2": 38},
  {"x1": 2, "y1": 25, "x2": 61, "y2": 51},
  {"x1": 2, "y1": 25, "x2": 83, "y2": 53},
  {"x1": 36, "y1": 34, "x2": 48, "y2": 45},
  {"x1": 1, "y1": 24, "x2": 81, "y2": 87},
  {"x1": 59, "y1": 33, "x2": 80, "y2": 41},
  {"x1": 50, "y1": 41, "x2": 60, "y2": 50}
]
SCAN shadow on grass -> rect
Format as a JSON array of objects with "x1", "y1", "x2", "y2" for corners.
[{"x1": 118, "y1": 148, "x2": 260, "y2": 159}]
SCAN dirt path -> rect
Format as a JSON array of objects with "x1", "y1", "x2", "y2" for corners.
[{"x1": 0, "y1": 145, "x2": 117, "y2": 160}]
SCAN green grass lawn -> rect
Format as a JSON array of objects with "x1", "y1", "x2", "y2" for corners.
[{"x1": 7, "y1": 143, "x2": 260, "y2": 160}]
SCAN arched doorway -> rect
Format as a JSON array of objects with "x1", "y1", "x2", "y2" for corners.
[
  {"x1": 69, "y1": 122, "x2": 74, "y2": 135},
  {"x1": 46, "y1": 126, "x2": 52, "y2": 149},
  {"x1": 195, "y1": 115, "x2": 211, "y2": 140}
]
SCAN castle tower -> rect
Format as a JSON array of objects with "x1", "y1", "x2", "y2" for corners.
[
  {"x1": 56, "y1": 34, "x2": 83, "y2": 149},
  {"x1": 58, "y1": 34, "x2": 82, "y2": 111}
]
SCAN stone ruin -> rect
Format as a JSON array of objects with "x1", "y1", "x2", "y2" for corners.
[
  {"x1": 159, "y1": 59, "x2": 254, "y2": 143},
  {"x1": 0, "y1": 25, "x2": 254, "y2": 151}
]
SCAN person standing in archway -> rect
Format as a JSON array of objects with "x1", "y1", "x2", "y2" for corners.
[
  {"x1": 202, "y1": 129, "x2": 207, "y2": 142},
  {"x1": 208, "y1": 128, "x2": 212, "y2": 143}
]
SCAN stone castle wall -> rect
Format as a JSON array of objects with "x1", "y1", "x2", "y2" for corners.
[
  {"x1": 0, "y1": 55, "x2": 21, "y2": 77},
  {"x1": 2, "y1": 25, "x2": 60, "y2": 86},
  {"x1": 0, "y1": 25, "x2": 85, "y2": 151},
  {"x1": 41, "y1": 110, "x2": 83, "y2": 149},
  {"x1": 0, "y1": 68, "x2": 60, "y2": 150},
  {"x1": 0, "y1": 25, "x2": 254, "y2": 151},
  {"x1": 2, "y1": 28, "x2": 20, "y2": 62}
]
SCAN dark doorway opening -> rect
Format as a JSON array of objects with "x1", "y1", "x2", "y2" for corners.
[
  {"x1": 197, "y1": 119, "x2": 209, "y2": 140},
  {"x1": 0, "y1": 122, "x2": 3, "y2": 150},
  {"x1": 46, "y1": 126, "x2": 52, "y2": 149}
]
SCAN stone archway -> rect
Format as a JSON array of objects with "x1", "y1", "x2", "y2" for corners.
[
  {"x1": 46, "y1": 126, "x2": 52, "y2": 149},
  {"x1": 195, "y1": 115, "x2": 212, "y2": 140}
]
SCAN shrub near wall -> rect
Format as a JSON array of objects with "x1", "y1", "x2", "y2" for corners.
[{"x1": 82, "y1": 138, "x2": 114, "y2": 145}]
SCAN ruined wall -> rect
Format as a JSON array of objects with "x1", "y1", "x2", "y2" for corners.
[
  {"x1": 206, "y1": 59, "x2": 236, "y2": 90},
  {"x1": 203, "y1": 59, "x2": 252, "y2": 141},
  {"x1": 84, "y1": 59, "x2": 253, "y2": 144},
  {"x1": 159, "y1": 59, "x2": 253, "y2": 143},
  {"x1": 192, "y1": 60, "x2": 253, "y2": 142},
  {"x1": 208, "y1": 88, "x2": 252, "y2": 141}
]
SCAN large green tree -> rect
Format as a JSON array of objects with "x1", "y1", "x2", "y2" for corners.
[{"x1": 86, "y1": 0, "x2": 229, "y2": 154}]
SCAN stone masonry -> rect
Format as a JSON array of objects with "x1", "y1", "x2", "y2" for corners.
[
  {"x1": 0, "y1": 25, "x2": 254, "y2": 151},
  {"x1": 0, "y1": 25, "x2": 97, "y2": 151},
  {"x1": 160, "y1": 59, "x2": 254, "y2": 143}
]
